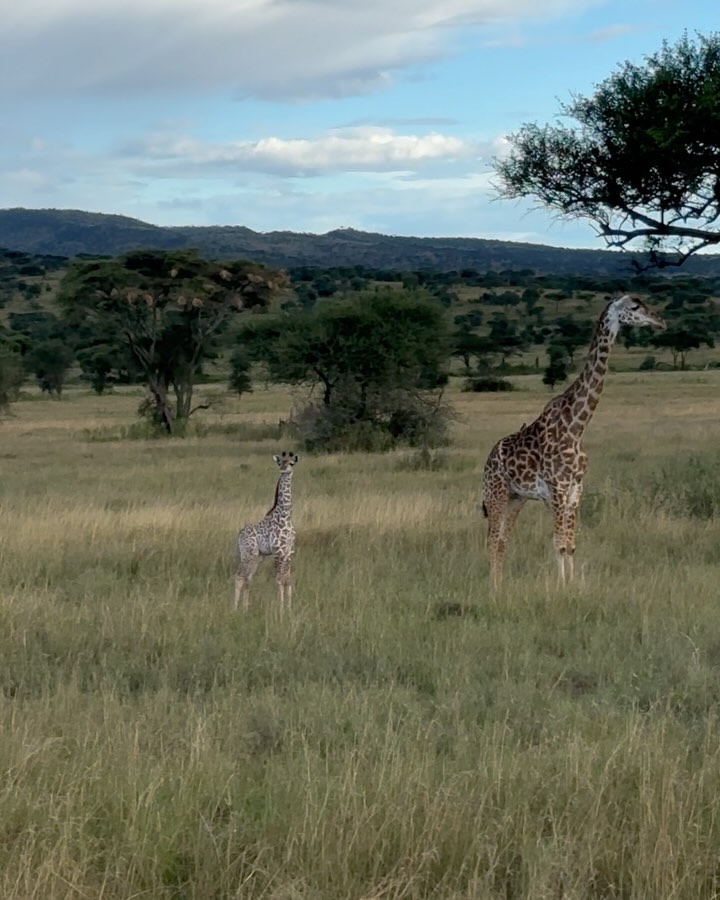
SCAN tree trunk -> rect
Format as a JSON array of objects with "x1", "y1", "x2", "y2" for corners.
[
  {"x1": 315, "y1": 370, "x2": 332, "y2": 406},
  {"x1": 148, "y1": 376, "x2": 175, "y2": 434},
  {"x1": 174, "y1": 380, "x2": 193, "y2": 422}
]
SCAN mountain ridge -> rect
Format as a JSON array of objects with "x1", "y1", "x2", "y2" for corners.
[{"x1": 2, "y1": 207, "x2": 720, "y2": 277}]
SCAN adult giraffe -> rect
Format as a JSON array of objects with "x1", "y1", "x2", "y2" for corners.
[{"x1": 482, "y1": 295, "x2": 666, "y2": 589}]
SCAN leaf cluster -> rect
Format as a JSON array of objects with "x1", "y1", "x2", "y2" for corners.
[{"x1": 496, "y1": 32, "x2": 720, "y2": 267}]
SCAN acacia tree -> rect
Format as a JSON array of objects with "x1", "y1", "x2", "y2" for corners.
[
  {"x1": 59, "y1": 249, "x2": 283, "y2": 433},
  {"x1": 495, "y1": 32, "x2": 720, "y2": 269}
]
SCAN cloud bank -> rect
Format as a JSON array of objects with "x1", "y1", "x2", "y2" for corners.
[
  {"x1": 118, "y1": 127, "x2": 498, "y2": 176},
  {"x1": 3, "y1": 0, "x2": 601, "y2": 101}
]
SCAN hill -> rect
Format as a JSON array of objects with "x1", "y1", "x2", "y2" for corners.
[{"x1": 4, "y1": 207, "x2": 720, "y2": 277}]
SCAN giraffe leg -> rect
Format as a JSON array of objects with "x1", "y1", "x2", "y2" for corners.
[
  {"x1": 502, "y1": 497, "x2": 527, "y2": 544},
  {"x1": 562, "y1": 480, "x2": 584, "y2": 583},
  {"x1": 493, "y1": 496, "x2": 527, "y2": 590},
  {"x1": 233, "y1": 573, "x2": 244, "y2": 611},
  {"x1": 275, "y1": 556, "x2": 292, "y2": 611},
  {"x1": 550, "y1": 493, "x2": 571, "y2": 584},
  {"x1": 235, "y1": 555, "x2": 260, "y2": 611},
  {"x1": 484, "y1": 477, "x2": 515, "y2": 592},
  {"x1": 485, "y1": 501, "x2": 506, "y2": 592}
]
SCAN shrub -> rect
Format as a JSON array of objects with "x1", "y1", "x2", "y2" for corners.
[
  {"x1": 639, "y1": 355, "x2": 657, "y2": 371},
  {"x1": 289, "y1": 392, "x2": 452, "y2": 453},
  {"x1": 463, "y1": 376, "x2": 516, "y2": 393}
]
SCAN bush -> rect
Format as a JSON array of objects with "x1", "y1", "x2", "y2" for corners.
[
  {"x1": 290, "y1": 403, "x2": 395, "y2": 453},
  {"x1": 542, "y1": 358, "x2": 568, "y2": 389},
  {"x1": 386, "y1": 400, "x2": 451, "y2": 447},
  {"x1": 289, "y1": 392, "x2": 452, "y2": 453},
  {"x1": 639, "y1": 355, "x2": 657, "y2": 371},
  {"x1": 463, "y1": 376, "x2": 516, "y2": 392}
]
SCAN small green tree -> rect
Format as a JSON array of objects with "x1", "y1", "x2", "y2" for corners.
[
  {"x1": 76, "y1": 343, "x2": 133, "y2": 394},
  {"x1": 486, "y1": 314, "x2": 527, "y2": 368},
  {"x1": 26, "y1": 339, "x2": 74, "y2": 397},
  {"x1": 543, "y1": 343, "x2": 569, "y2": 389},
  {"x1": 651, "y1": 321, "x2": 714, "y2": 369},
  {"x1": 451, "y1": 325, "x2": 493, "y2": 373},
  {"x1": 228, "y1": 348, "x2": 253, "y2": 397},
  {"x1": 240, "y1": 289, "x2": 451, "y2": 451},
  {"x1": 549, "y1": 315, "x2": 594, "y2": 364}
]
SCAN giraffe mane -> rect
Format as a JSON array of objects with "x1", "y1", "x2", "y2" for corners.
[{"x1": 266, "y1": 479, "x2": 281, "y2": 516}]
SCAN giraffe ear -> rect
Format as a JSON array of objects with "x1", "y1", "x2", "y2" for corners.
[
  {"x1": 273, "y1": 454, "x2": 281, "y2": 465},
  {"x1": 292, "y1": 453, "x2": 299, "y2": 464}
]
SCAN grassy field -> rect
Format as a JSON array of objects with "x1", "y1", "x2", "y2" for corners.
[{"x1": 2, "y1": 374, "x2": 720, "y2": 899}]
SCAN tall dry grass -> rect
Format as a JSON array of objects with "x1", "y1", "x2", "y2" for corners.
[{"x1": 1, "y1": 374, "x2": 720, "y2": 898}]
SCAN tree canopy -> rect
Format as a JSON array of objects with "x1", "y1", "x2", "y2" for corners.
[
  {"x1": 239, "y1": 289, "x2": 451, "y2": 451},
  {"x1": 59, "y1": 249, "x2": 284, "y2": 432},
  {"x1": 495, "y1": 32, "x2": 720, "y2": 269}
]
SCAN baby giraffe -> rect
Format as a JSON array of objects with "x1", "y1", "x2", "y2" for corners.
[
  {"x1": 482, "y1": 294, "x2": 665, "y2": 590},
  {"x1": 234, "y1": 451, "x2": 298, "y2": 612}
]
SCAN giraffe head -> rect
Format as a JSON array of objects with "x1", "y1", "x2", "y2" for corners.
[
  {"x1": 607, "y1": 295, "x2": 666, "y2": 332},
  {"x1": 273, "y1": 451, "x2": 299, "y2": 472}
]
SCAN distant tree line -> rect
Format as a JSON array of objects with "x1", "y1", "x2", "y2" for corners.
[{"x1": 1, "y1": 251, "x2": 718, "y2": 450}]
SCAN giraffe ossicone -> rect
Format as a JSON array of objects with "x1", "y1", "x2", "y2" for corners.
[
  {"x1": 481, "y1": 295, "x2": 666, "y2": 590},
  {"x1": 234, "y1": 451, "x2": 298, "y2": 612}
]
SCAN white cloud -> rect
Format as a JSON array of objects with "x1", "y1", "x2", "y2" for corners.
[
  {"x1": 4, "y1": 168, "x2": 52, "y2": 190},
  {"x1": 120, "y1": 126, "x2": 484, "y2": 176},
  {"x1": 585, "y1": 23, "x2": 647, "y2": 42},
  {"x1": 1, "y1": 0, "x2": 603, "y2": 101}
]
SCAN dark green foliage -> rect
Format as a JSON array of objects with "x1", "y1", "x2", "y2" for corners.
[
  {"x1": 543, "y1": 343, "x2": 570, "y2": 389},
  {"x1": 451, "y1": 325, "x2": 492, "y2": 372},
  {"x1": 463, "y1": 376, "x2": 515, "y2": 392},
  {"x1": 228, "y1": 348, "x2": 253, "y2": 397},
  {"x1": 76, "y1": 344, "x2": 130, "y2": 394},
  {"x1": 639, "y1": 355, "x2": 657, "y2": 371},
  {"x1": 0, "y1": 348, "x2": 23, "y2": 413},
  {"x1": 240, "y1": 289, "x2": 451, "y2": 452},
  {"x1": 549, "y1": 315, "x2": 594, "y2": 363},
  {"x1": 651, "y1": 325, "x2": 714, "y2": 369},
  {"x1": 25, "y1": 339, "x2": 74, "y2": 397},
  {"x1": 8, "y1": 310, "x2": 84, "y2": 400},
  {"x1": 651, "y1": 298, "x2": 716, "y2": 368},
  {"x1": 58, "y1": 249, "x2": 283, "y2": 433},
  {"x1": 487, "y1": 314, "x2": 527, "y2": 366},
  {"x1": 495, "y1": 32, "x2": 720, "y2": 268},
  {"x1": 9, "y1": 309, "x2": 62, "y2": 343}
]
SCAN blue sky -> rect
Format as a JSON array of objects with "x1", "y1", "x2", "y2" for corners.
[{"x1": 1, "y1": 0, "x2": 716, "y2": 247}]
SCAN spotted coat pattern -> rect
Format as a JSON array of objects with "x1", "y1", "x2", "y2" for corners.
[
  {"x1": 234, "y1": 451, "x2": 298, "y2": 611},
  {"x1": 481, "y1": 296, "x2": 666, "y2": 589}
]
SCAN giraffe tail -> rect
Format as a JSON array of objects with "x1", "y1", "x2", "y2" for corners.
[{"x1": 482, "y1": 502, "x2": 488, "y2": 518}]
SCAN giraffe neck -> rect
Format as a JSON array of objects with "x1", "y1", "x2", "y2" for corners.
[
  {"x1": 269, "y1": 471, "x2": 293, "y2": 518},
  {"x1": 559, "y1": 310, "x2": 618, "y2": 439}
]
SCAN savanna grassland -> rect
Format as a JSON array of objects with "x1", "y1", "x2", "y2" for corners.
[{"x1": 2, "y1": 374, "x2": 720, "y2": 899}]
